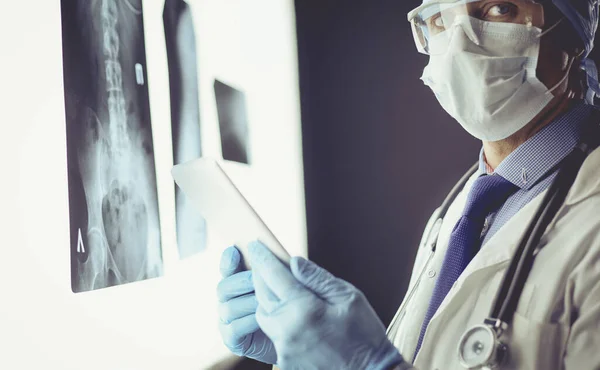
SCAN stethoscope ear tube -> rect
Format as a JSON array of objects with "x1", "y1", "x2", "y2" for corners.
[{"x1": 489, "y1": 107, "x2": 600, "y2": 325}]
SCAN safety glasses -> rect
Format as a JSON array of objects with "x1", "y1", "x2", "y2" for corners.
[{"x1": 407, "y1": 0, "x2": 545, "y2": 54}]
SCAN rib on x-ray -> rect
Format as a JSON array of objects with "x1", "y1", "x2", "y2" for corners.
[
  {"x1": 61, "y1": 0, "x2": 163, "y2": 293},
  {"x1": 164, "y1": 0, "x2": 207, "y2": 259}
]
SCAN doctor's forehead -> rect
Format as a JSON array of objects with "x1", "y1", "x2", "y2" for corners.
[{"x1": 418, "y1": 0, "x2": 543, "y2": 14}]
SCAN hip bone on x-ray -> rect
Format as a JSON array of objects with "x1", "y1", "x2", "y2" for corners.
[{"x1": 61, "y1": 0, "x2": 163, "y2": 293}]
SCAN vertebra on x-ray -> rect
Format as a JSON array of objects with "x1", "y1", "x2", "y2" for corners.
[{"x1": 61, "y1": 0, "x2": 163, "y2": 293}]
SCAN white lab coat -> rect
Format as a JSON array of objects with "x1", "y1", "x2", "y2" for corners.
[{"x1": 387, "y1": 146, "x2": 600, "y2": 370}]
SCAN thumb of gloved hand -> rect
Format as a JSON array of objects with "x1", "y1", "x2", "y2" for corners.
[{"x1": 290, "y1": 256, "x2": 356, "y2": 302}]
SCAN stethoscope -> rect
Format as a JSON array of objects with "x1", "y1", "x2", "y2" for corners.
[{"x1": 414, "y1": 109, "x2": 600, "y2": 369}]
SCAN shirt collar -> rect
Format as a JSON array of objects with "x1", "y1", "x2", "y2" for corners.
[{"x1": 477, "y1": 102, "x2": 593, "y2": 190}]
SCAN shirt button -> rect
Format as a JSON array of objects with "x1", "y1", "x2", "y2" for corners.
[{"x1": 427, "y1": 269, "x2": 436, "y2": 278}]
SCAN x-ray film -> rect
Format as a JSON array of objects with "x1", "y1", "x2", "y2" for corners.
[
  {"x1": 214, "y1": 80, "x2": 251, "y2": 164},
  {"x1": 164, "y1": 0, "x2": 207, "y2": 259},
  {"x1": 61, "y1": 0, "x2": 163, "y2": 293}
]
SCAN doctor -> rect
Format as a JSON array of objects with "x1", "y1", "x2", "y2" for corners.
[{"x1": 216, "y1": 0, "x2": 600, "y2": 368}]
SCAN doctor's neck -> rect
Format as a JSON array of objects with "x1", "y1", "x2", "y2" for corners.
[
  {"x1": 482, "y1": 93, "x2": 578, "y2": 170},
  {"x1": 482, "y1": 62, "x2": 585, "y2": 170}
]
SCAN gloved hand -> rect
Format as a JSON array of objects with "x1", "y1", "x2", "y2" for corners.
[
  {"x1": 217, "y1": 246, "x2": 277, "y2": 364},
  {"x1": 248, "y1": 241, "x2": 405, "y2": 370}
]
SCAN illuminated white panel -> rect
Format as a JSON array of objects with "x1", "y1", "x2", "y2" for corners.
[{"x1": 0, "y1": 0, "x2": 305, "y2": 369}]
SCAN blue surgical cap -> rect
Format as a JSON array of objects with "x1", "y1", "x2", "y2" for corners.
[{"x1": 551, "y1": 0, "x2": 599, "y2": 57}]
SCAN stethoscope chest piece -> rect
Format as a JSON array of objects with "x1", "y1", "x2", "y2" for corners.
[{"x1": 457, "y1": 323, "x2": 507, "y2": 369}]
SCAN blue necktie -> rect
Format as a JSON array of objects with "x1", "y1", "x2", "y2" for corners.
[{"x1": 413, "y1": 174, "x2": 517, "y2": 359}]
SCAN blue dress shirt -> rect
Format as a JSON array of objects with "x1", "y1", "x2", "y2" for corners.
[{"x1": 478, "y1": 102, "x2": 595, "y2": 246}]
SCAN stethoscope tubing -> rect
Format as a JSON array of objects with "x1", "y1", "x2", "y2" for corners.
[
  {"x1": 492, "y1": 142, "x2": 591, "y2": 324},
  {"x1": 432, "y1": 109, "x2": 600, "y2": 335}
]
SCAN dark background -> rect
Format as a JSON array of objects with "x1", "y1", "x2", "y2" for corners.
[{"x1": 234, "y1": 1, "x2": 479, "y2": 368}]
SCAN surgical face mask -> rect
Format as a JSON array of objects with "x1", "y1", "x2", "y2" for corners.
[{"x1": 420, "y1": 16, "x2": 570, "y2": 142}]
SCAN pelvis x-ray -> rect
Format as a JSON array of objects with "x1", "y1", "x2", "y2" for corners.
[
  {"x1": 164, "y1": 0, "x2": 207, "y2": 258},
  {"x1": 61, "y1": 0, "x2": 163, "y2": 292}
]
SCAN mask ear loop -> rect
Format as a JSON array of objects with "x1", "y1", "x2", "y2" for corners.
[
  {"x1": 558, "y1": 41, "x2": 586, "y2": 99},
  {"x1": 536, "y1": 17, "x2": 563, "y2": 38},
  {"x1": 547, "y1": 55, "x2": 575, "y2": 96},
  {"x1": 536, "y1": 17, "x2": 576, "y2": 96}
]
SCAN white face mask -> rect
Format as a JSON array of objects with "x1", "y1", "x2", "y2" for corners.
[{"x1": 421, "y1": 16, "x2": 570, "y2": 142}]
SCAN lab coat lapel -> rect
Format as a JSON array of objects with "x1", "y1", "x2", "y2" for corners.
[
  {"x1": 431, "y1": 187, "x2": 547, "y2": 320},
  {"x1": 441, "y1": 147, "x2": 600, "y2": 297}
]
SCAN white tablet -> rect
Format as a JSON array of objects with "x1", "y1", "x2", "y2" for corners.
[{"x1": 171, "y1": 157, "x2": 291, "y2": 268}]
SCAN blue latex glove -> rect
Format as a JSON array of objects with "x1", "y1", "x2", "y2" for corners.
[
  {"x1": 248, "y1": 241, "x2": 405, "y2": 370},
  {"x1": 217, "y1": 246, "x2": 277, "y2": 364}
]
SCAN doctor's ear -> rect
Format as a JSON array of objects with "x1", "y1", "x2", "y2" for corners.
[
  {"x1": 570, "y1": 46, "x2": 585, "y2": 58},
  {"x1": 550, "y1": 23, "x2": 584, "y2": 58},
  {"x1": 540, "y1": 1, "x2": 585, "y2": 57}
]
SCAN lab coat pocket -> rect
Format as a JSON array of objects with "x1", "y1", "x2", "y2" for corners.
[{"x1": 503, "y1": 311, "x2": 570, "y2": 370}]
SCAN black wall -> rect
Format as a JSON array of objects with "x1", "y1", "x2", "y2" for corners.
[{"x1": 295, "y1": 0, "x2": 480, "y2": 326}]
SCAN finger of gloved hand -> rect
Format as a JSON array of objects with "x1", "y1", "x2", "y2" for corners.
[
  {"x1": 290, "y1": 256, "x2": 354, "y2": 302},
  {"x1": 219, "y1": 293, "x2": 258, "y2": 324},
  {"x1": 252, "y1": 268, "x2": 282, "y2": 314},
  {"x1": 219, "y1": 314, "x2": 261, "y2": 349},
  {"x1": 248, "y1": 240, "x2": 299, "y2": 299},
  {"x1": 220, "y1": 246, "x2": 244, "y2": 278},
  {"x1": 255, "y1": 304, "x2": 291, "y2": 341},
  {"x1": 217, "y1": 270, "x2": 254, "y2": 302}
]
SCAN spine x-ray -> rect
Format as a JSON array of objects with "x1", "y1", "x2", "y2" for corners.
[
  {"x1": 61, "y1": 0, "x2": 163, "y2": 292},
  {"x1": 163, "y1": 0, "x2": 207, "y2": 259}
]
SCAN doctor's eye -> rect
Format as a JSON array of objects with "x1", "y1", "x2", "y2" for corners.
[
  {"x1": 427, "y1": 13, "x2": 446, "y2": 34},
  {"x1": 479, "y1": 2, "x2": 518, "y2": 22}
]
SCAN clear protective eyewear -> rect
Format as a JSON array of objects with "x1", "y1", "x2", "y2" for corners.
[{"x1": 407, "y1": 0, "x2": 546, "y2": 55}]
